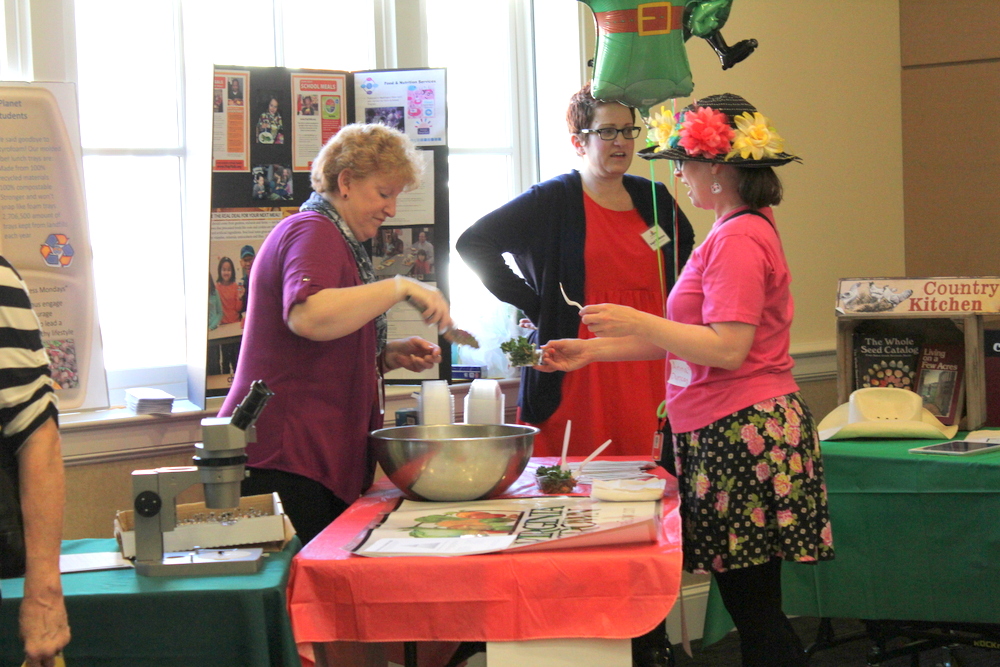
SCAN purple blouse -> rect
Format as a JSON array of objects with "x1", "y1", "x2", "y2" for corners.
[{"x1": 220, "y1": 211, "x2": 381, "y2": 503}]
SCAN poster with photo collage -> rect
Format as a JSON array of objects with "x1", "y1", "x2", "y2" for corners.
[{"x1": 208, "y1": 66, "x2": 448, "y2": 396}]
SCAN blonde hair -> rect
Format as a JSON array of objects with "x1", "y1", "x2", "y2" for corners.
[{"x1": 310, "y1": 123, "x2": 422, "y2": 195}]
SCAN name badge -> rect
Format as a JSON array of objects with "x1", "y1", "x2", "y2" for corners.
[
  {"x1": 668, "y1": 359, "x2": 692, "y2": 387},
  {"x1": 641, "y1": 225, "x2": 671, "y2": 250}
]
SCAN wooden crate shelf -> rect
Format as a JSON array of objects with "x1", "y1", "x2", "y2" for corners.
[{"x1": 836, "y1": 313, "x2": 986, "y2": 431}]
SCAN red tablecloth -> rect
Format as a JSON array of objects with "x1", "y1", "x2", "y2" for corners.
[{"x1": 287, "y1": 457, "x2": 682, "y2": 649}]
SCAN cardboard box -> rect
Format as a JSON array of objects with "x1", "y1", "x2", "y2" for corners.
[{"x1": 115, "y1": 493, "x2": 292, "y2": 559}]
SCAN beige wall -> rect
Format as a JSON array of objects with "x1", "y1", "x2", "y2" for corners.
[
  {"x1": 900, "y1": 0, "x2": 1000, "y2": 277},
  {"x1": 584, "y1": 1, "x2": 907, "y2": 355}
]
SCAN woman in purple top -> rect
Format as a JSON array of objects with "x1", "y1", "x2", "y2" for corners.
[
  {"x1": 220, "y1": 124, "x2": 452, "y2": 544},
  {"x1": 541, "y1": 95, "x2": 832, "y2": 667}
]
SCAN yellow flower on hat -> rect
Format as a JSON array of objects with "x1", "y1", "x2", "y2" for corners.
[
  {"x1": 646, "y1": 105, "x2": 676, "y2": 152},
  {"x1": 727, "y1": 111, "x2": 785, "y2": 160}
]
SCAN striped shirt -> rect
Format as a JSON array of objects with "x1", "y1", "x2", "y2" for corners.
[{"x1": 0, "y1": 257, "x2": 57, "y2": 460}]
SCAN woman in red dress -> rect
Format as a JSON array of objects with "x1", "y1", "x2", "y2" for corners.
[{"x1": 458, "y1": 83, "x2": 695, "y2": 459}]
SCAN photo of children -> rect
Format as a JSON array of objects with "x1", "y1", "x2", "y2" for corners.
[
  {"x1": 227, "y1": 77, "x2": 243, "y2": 105},
  {"x1": 407, "y1": 227, "x2": 435, "y2": 281},
  {"x1": 251, "y1": 164, "x2": 294, "y2": 201},
  {"x1": 297, "y1": 94, "x2": 318, "y2": 116},
  {"x1": 364, "y1": 106, "x2": 405, "y2": 133},
  {"x1": 213, "y1": 89, "x2": 224, "y2": 113},
  {"x1": 214, "y1": 256, "x2": 243, "y2": 375},
  {"x1": 207, "y1": 209, "x2": 285, "y2": 392},
  {"x1": 256, "y1": 93, "x2": 285, "y2": 144}
]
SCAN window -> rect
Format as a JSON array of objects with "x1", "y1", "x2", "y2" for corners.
[
  {"x1": 14, "y1": 0, "x2": 581, "y2": 404},
  {"x1": 423, "y1": 0, "x2": 582, "y2": 374},
  {"x1": 71, "y1": 0, "x2": 376, "y2": 402}
]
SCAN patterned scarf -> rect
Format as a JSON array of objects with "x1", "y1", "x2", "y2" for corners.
[{"x1": 300, "y1": 192, "x2": 387, "y2": 354}]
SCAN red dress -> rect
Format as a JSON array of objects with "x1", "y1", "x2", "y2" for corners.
[{"x1": 528, "y1": 193, "x2": 668, "y2": 457}]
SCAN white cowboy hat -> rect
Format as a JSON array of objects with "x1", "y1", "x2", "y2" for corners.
[{"x1": 817, "y1": 387, "x2": 959, "y2": 441}]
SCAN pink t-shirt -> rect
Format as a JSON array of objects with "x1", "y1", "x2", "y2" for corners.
[{"x1": 665, "y1": 206, "x2": 799, "y2": 433}]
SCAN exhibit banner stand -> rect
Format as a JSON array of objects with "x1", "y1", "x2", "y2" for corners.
[{"x1": 0, "y1": 81, "x2": 108, "y2": 410}]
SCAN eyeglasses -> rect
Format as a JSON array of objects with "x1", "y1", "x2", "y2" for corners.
[{"x1": 580, "y1": 126, "x2": 642, "y2": 141}]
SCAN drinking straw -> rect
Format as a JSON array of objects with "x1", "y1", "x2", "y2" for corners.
[
  {"x1": 560, "y1": 420, "x2": 572, "y2": 471},
  {"x1": 577, "y1": 439, "x2": 613, "y2": 477}
]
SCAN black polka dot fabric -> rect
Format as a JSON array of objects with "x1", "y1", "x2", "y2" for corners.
[{"x1": 674, "y1": 392, "x2": 834, "y2": 574}]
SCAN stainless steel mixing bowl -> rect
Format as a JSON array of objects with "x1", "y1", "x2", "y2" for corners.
[{"x1": 369, "y1": 423, "x2": 538, "y2": 501}]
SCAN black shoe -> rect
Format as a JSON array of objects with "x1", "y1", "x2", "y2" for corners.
[
  {"x1": 703, "y1": 31, "x2": 758, "y2": 70},
  {"x1": 632, "y1": 619, "x2": 674, "y2": 667},
  {"x1": 632, "y1": 645, "x2": 673, "y2": 667},
  {"x1": 444, "y1": 641, "x2": 485, "y2": 667}
]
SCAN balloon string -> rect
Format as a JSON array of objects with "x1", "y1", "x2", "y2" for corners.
[
  {"x1": 642, "y1": 100, "x2": 680, "y2": 320},
  {"x1": 642, "y1": 113, "x2": 667, "y2": 319},
  {"x1": 649, "y1": 157, "x2": 666, "y2": 318}
]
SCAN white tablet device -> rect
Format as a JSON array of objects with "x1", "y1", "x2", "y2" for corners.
[{"x1": 909, "y1": 440, "x2": 1000, "y2": 456}]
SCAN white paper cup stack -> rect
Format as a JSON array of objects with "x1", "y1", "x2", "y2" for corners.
[
  {"x1": 464, "y1": 379, "x2": 505, "y2": 424},
  {"x1": 419, "y1": 380, "x2": 454, "y2": 425}
]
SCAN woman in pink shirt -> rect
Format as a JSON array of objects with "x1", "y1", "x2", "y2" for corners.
[{"x1": 541, "y1": 94, "x2": 832, "y2": 667}]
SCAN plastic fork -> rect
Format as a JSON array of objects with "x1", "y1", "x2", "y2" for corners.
[{"x1": 559, "y1": 282, "x2": 583, "y2": 311}]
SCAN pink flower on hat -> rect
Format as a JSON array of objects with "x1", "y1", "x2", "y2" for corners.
[{"x1": 679, "y1": 106, "x2": 734, "y2": 158}]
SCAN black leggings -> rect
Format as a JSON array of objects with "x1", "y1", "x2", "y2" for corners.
[
  {"x1": 713, "y1": 558, "x2": 806, "y2": 667},
  {"x1": 241, "y1": 467, "x2": 349, "y2": 545}
]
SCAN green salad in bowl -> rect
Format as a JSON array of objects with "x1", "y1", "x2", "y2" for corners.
[{"x1": 535, "y1": 465, "x2": 577, "y2": 494}]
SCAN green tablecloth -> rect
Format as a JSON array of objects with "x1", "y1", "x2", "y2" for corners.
[
  {"x1": 703, "y1": 434, "x2": 1000, "y2": 645},
  {"x1": 0, "y1": 538, "x2": 301, "y2": 667}
]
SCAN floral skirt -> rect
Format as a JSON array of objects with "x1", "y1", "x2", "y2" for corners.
[{"x1": 673, "y1": 392, "x2": 835, "y2": 574}]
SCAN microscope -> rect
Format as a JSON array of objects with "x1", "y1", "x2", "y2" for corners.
[{"x1": 130, "y1": 381, "x2": 273, "y2": 576}]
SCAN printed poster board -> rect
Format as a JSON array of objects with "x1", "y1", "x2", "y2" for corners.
[
  {"x1": 0, "y1": 81, "x2": 108, "y2": 410},
  {"x1": 208, "y1": 66, "x2": 448, "y2": 397}
]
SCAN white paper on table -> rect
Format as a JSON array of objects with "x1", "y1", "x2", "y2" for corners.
[
  {"x1": 567, "y1": 460, "x2": 656, "y2": 482},
  {"x1": 361, "y1": 535, "x2": 517, "y2": 556},
  {"x1": 60, "y1": 552, "x2": 133, "y2": 573},
  {"x1": 965, "y1": 429, "x2": 1000, "y2": 444},
  {"x1": 590, "y1": 478, "x2": 667, "y2": 502}
]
